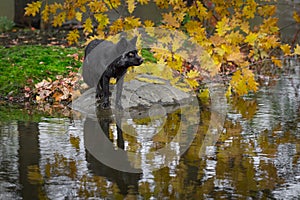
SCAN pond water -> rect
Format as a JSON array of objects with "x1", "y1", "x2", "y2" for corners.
[{"x1": 1, "y1": 65, "x2": 300, "y2": 199}]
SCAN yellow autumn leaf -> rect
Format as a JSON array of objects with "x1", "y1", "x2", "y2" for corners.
[
  {"x1": 144, "y1": 20, "x2": 154, "y2": 27},
  {"x1": 280, "y1": 44, "x2": 291, "y2": 56},
  {"x1": 127, "y1": 0, "x2": 135, "y2": 14},
  {"x1": 185, "y1": 78, "x2": 199, "y2": 89},
  {"x1": 83, "y1": 18, "x2": 93, "y2": 34},
  {"x1": 245, "y1": 32, "x2": 258, "y2": 46},
  {"x1": 216, "y1": 17, "x2": 230, "y2": 37},
  {"x1": 94, "y1": 13, "x2": 110, "y2": 28},
  {"x1": 75, "y1": 12, "x2": 82, "y2": 22},
  {"x1": 49, "y1": 3, "x2": 63, "y2": 14},
  {"x1": 104, "y1": 0, "x2": 121, "y2": 9},
  {"x1": 25, "y1": 1, "x2": 42, "y2": 16},
  {"x1": 89, "y1": 1, "x2": 108, "y2": 12},
  {"x1": 293, "y1": 11, "x2": 300, "y2": 23},
  {"x1": 41, "y1": 5, "x2": 49, "y2": 22},
  {"x1": 186, "y1": 70, "x2": 200, "y2": 79},
  {"x1": 293, "y1": 44, "x2": 300, "y2": 55},
  {"x1": 110, "y1": 18, "x2": 123, "y2": 34},
  {"x1": 53, "y1": 12, "x2": 66, "y2": 27},
  {"x1": 124, "y1": 16, "x2": 141, "y2": 29},
  {"x1": 227, "y1": 51, "x2": 245, "y2": 64},
  {"x1": 162, "y1": 12, "x2": 180, "y2": 28},
  {"x1": 67, "y1": 30, "x2": 80, "y2": 45},
  {"x1": 137, "y1": 0, "x2": 150, "y2": 5}
]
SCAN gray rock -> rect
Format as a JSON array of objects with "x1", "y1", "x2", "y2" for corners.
[{"x1": 71, "y1": 74, "x2": 194, "y2": 116}]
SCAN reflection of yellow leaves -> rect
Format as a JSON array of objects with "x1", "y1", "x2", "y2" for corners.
[
  {"x1": 294, "y1": 44, "x2": 300, "y2": 55},
  {"x1": 281, "y1": 44, "x2": 291, "y2": 56},
  {"x1": 271, "y1": 56, "x2": 282, "y2": 67},
  {"x1": 231, "y1": 96, "x2": 257, "y2": 119},
  {"x1": 25, "y1": 1, "x2": 42, "y2": 16},
  {"x1": 293, "y1": 11, "x2": 300, "y2": 23},
  {"x1": 28, "y1": 165, "x2": 43, "y2": 184},
  {"x1": 70, "y1": 134, "x2": 80, "y2": 151}
]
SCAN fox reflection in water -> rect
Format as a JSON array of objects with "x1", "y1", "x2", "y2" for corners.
[{"x1": 84, "y1": 106, "x2": 141, "y2": 196}]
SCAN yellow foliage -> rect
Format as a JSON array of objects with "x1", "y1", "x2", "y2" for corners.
[
  {"x1": 104, "y1": 0, "x2": 121, "y2": 9},
  {"x1": 230, "y1": 68, "x2": 258, "y2": 96},
  {"x1": 242, "y1": 0, "x2": 257, "y2": 19},
  {"x1": 41, "y1": 5, "x2": 49, "y2": 22},
  {"x1": 127, "y1": 0, "x2": 136, "y2": 13},
  {"x1": 94, "y1": 13, "x2": 110, "y2": 28},
  {"x1": 89, "y1": 1, "x2": 108, "y2": 13},
  {"x1": 245, "y1": 32, "x2": 258, "y2": 46},
  {"x1": 137, "y1": 0, "x2": 150, "y2": 5},
  {"x1": 186, "y1": 70, "x2": 200, "y2": 79},
  {"x1": 162, "y1": 12, "x2": 180, "y2": 28},
  {"x1": 110, "y1": 18, "x2": 124, "y2": 34},
  {"x1": 67, "y1": 30, "x2": 80, "y2": 45},
  {"x1": 124, "y1": 16, "x2": 141, "y2": 30},
  {"x1": 75, "y1": 12, "x2": 82, "y2": 22},
  {"x1": 258, "y1": 5, "x2": 276, "y2": 17},
  {"x1": 216, "y1": 17, "x2": 230, "y2": 37},
  {"x1": 185, "y1": 78, "x2": 199, "y2": 89},
  {"x1": 24, "y1": 1, "x2": 42, "y2": 17},
  {"x1": 53, "y1": 12, "x2": 66, "y2": 27},
  {"x1": 144, "y1": 20, "x2": 154, "y2": 27},
  {"x1": 83, "y1": 18, "x2": 93, "y2": 34},
  {"x1": 24, "y1": 0, "x2": 290, "y2": 98}
]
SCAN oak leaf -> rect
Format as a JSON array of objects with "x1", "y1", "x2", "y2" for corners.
[{"x1": 25, "y1": 1, "x2": 42, "y2": 17}]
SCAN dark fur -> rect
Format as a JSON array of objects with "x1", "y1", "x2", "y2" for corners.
[{"x1": 84, "y1": 39, "x2": 143, "y2": 109}]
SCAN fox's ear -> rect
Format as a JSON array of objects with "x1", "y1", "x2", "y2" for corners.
[
  {"x1": 116, "y1": 37, "x2": 128, "y2": 52},
  {"x1": 130, "y1": 36, "x2": 138, "y2": 45}
]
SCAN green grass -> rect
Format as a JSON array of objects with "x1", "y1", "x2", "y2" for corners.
[{"x1": 0, "y1": 45, "x2": 83, "y2": 96}]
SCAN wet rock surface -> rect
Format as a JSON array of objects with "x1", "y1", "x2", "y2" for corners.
[{"x1": 71, "y1": 74, "x2": 194, "y2": 116}]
